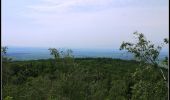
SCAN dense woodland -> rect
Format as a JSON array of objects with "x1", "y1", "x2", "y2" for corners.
[
  {"x1": 2, "y1": 58, "x2": 168, "y2": 100},
  {"x1": 2, "y1": 32, "x2": 169, "y2": 100}
]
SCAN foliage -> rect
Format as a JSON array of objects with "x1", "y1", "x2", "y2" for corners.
[
  {"x1": 2, "y1": 58, "x2": 168, "y2": 100},
  {"x1": 4, "y1": 96, "x2": 13, "y2": 100},
  {"x1": 164, "y1": 38, "x2": 169, "y2": 44},
  {"x1": 120, "y1": 32, "x2": 163, "y2": 65},
  {"x1": 48, "y1": 48, "x2": 60, "y2": 60},
  {"x1": 2, "y1": 41, "x2": 168, "y2": 99},
  {"x1": 162, "y1": 38, "x2": 169, "y2": 66},
  {"x1": 130, "y1": 66, "x2": 168, "y2": 100},
  {"x1": 120, "y1": 32, "x2": 168, "y2": 81},
  {"x1": 2, "y1": 46, "x2": 8, "y2": 56},
  {"x1": 2, "y1": 46, "x2": 12, "y2": 62}
]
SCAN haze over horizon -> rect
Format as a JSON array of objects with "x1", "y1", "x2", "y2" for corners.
[{"x1": 2, "y1": 0, "x2": 169, "y2": 50}]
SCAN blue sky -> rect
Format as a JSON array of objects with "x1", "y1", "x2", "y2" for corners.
[{"x1": 2, "y1": 0, "x2": 169, "y2": 50}]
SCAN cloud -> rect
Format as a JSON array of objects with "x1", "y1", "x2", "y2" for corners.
[
  {"x1": 27, "y1": 0, "x2": 115, "y2": 13},
  {"x1": 26, "y1": 0, "x2": 168, "y2": 13},
  {"x1": 2, "y1": 0, "x2": 168, "y2": 48}
]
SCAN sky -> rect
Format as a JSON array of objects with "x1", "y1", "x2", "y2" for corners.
[{"x1": 2, "y1": 0, "x2": 169, "y2": 50}]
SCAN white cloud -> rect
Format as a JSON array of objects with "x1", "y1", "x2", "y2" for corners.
[
  {"x1": 27, "y1": 0, "x2": 113, "y2": 13},
  {"x1": 26, "y1": 0, "x2": 168, "y2": 13}
]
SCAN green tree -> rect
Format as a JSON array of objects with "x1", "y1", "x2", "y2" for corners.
[
  {"x1": 48, "y1": 48, "x2": 60, "y2": 60},
  {"x1": 162, "y1": 38, "x2": 169, "y2": 66},
  {"x1": 2, "y1": 46, "x2": 12, "y2": 62},
  {"x1": 2, "y1": 46, "x2": 8, "y2": 55},
  {"x1": 120, "y1": 32, "x2": 168, "y2": 82},
  {"x1": 164, "y1": 38, "x2": 169, "y2": 44},
  {"x1": 2, "y1": 46, "x2": 12, "y2": 88},
  {"x1": 63, "y1": 49, "x2": 74, "y2": 64}
]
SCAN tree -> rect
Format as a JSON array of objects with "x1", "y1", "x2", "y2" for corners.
[
  {"x1": 48, "y1": 48, "x2": 60, "y2": 60},
  {"x1": 2, "y1": 46, "x2": 8, "y2": 56},
  {"x1": 162, "y1": 38, "x2": 169, "y2": 66},
  {"x1": 164, "y1": 38, "x2": 169, "y2": 44},
  {"x1": 120, "y1": 31, "x2": 168, "y2": 82},
  {"x1": 65, "y1": 49, "x2": 73, "y2": 58},
  {"x1": 62, "y1": 49, "x2": 74, "y2": 64},
  {"x1": 2, "y1": 46, "x2": 12, "y2": 62}
]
